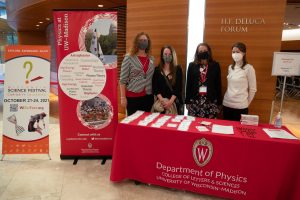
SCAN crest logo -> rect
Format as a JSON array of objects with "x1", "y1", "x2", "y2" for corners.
[
  {"x1": 88, "y1": 143, "x2": 93, "y2": 149},
  {"x1": 193, "y1": 138, "x2": 213, "y2": 167}
]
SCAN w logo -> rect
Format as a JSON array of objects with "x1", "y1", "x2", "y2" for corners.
[
  {"x1": 196, "y1": 147, "x2": 209, "y2": 162},
  {"x1": 193, "y1": 138, "x2": 213, "y2": 167}
]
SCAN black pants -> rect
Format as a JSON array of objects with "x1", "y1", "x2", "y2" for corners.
[
  {"x1": 223, "y1": 106, "x2": 248, "y2": 121},
  {"x1": 127, "y1": 95, "x2": 154, "y2": 116},
  {"x1": 176, "y1": 101, "x2": 184, "y2": 115}
]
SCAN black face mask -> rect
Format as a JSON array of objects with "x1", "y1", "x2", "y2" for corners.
[{"x1": 197, "y1": 51, "x2": 209, "y2": 60}]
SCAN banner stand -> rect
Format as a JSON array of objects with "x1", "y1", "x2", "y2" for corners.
[
  {"x1": 269, "y1": 99, "x2": 275, "y2": 124},
  {"x1": 269, "y1": 76, "x2": 287, "y2": 124},
  {"x1": 270, "y1": 52, "x2": 300, "y2": 123},
  {"x1": 60, "y1": 155, "x2": 112, "y2": 165},
  {"x1": 53, "y1": 10, "x2": 118, "y2": 158},
  {"x1": 2, "y1": 45, "x2": 51, "y2": 158},
  {"x1": 279, "y1": 76, "x2": 287, "y2": 113}
]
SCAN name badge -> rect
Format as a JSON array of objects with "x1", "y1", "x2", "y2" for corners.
[{"x1": 199, "y1": 86, "x2": 207, "y2": 95}]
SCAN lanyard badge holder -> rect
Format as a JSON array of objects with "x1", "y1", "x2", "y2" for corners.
[{"x1": 199, "y1": 65, "x2": 208, "y2": 95}]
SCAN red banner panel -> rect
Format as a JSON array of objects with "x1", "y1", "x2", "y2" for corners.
[{"x1": 53, "y1": 10, "x2": 118, "y2": 157}]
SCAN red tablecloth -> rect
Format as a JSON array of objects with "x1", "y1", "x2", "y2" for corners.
[{"x1": 110, "y1": 112, "x2": 300, "y2": 200}]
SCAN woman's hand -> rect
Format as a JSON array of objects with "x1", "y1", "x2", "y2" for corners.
[
  {"x1": 163, "y1": 99, "x2": 174, "y2": 110},
  {"x1": 121, "y1": 97, "x2": 127, "y2": 107}
]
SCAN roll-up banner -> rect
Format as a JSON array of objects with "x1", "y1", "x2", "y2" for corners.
[
  {"x1": 53, "y1": 10, "x2": 118, "y2": 157},
  {"x1": 2, "y1": 45, "x2": 50, "y2": 155}
]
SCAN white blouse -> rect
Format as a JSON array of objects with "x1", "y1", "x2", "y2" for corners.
[{"x1": 223, "y1": 63, "x2": 257, "y2": 109}]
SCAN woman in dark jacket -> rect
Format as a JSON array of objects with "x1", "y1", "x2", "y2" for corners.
[
  {"x1": 185, "y1": 43, "x2": 222, "y2": 118},
  {"x1": 152, "y1": 45, "x2": 183, "y2": 114}
]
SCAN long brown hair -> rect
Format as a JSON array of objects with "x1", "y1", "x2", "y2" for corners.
[
  {"x1": 158, "y1": 45, "x2": 178, "y2": 86},
  {"x1": 129, "y1": 32, "x2": 152, "y2": 56}
]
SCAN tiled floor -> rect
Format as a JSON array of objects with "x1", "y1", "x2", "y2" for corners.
[
  {"x1": 0, "y1": 123, "x2": 223, "y2": 200},
  {"x1": 0, "y1": 94, "x2": 299, "y2": 200}
]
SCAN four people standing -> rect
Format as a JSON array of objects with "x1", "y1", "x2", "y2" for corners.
[{"x1": 120, "y1": 34, "x2": 257, "y2": 121}]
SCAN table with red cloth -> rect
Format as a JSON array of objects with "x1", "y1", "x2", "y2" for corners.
[{"x1": 110, "y1": 112, "x2": 300, "y2": 200}]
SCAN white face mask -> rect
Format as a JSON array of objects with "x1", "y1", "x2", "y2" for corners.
[{"x1": 232, "y1": 53, "x2": 243, "y2": 62}]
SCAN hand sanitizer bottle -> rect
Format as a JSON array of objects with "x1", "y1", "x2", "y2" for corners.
[{"x1": 274, "y1": 112, "x2": 282, "y2": 128}]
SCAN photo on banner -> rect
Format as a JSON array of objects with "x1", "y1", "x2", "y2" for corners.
[
  {"x1": 2, "y1": 45, "x2": 50, "y2": 155},
  {"x1": 53, "y1": 10, "x2": 118, "y2": 157}
]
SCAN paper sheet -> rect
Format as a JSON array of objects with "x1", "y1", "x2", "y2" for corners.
[
  {"x1": 151, "y1": 116, "x2": 171, "y2": 128},
  {"x1": 200, "y1": 121, "x2": 212, "y2": 126},
  {"x1": 138, "y1": 113, "x2": 160, "y2": 126},
  {"x1": 177, "y1": 120, "x2": 192, "y2": 131},
  {"x1": 212, "y1": 124, "x2": 234, "y2": 134},
  {"x1": 167, "y1": 123, "x2": 178, "y2": 128},
  {"x1": 196, "y1": 126, "x2": 209, "y2": 132},
  {"x1": 186, "y1": 116, "x2": 196, "y2": 121},
  {"x1": 121, "y1": 111, "x2": 144, "y2": 124},
  {"x1": 263, "y1": 128, "x2": 298, "y2": 140}
]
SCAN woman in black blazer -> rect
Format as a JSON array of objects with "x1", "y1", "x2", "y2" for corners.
[{"x1": 185, "y1": 43, "x2": 222, "y2": 118}]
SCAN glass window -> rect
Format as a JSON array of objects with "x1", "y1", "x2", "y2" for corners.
[{"x1": 0, "y1": 0, "x2": 18, "y2": 64}]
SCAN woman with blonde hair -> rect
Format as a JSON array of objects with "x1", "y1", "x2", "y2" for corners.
[{"x1": 119, "y1": 32, "x2": 155, "y2": 115}]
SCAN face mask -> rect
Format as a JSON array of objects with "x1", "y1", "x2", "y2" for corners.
[
  {"x1": 197, "y1": 51, "x2": 209, "y2": 60},
  {"x1": 163, "y1": 54, "x2": 172, "y2": 63},
  {"x1": 232, "y1": 53, "x2": 243, "y2": 62},
  {"x1": 138, "y1": 40, "x2": 148, "y2": 50}
]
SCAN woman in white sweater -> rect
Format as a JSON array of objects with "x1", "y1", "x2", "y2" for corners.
[{"x1": 223, "y1": 42, "x2": 257, "y2": 121}]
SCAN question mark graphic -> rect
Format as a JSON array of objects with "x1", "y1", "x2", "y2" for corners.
[{"x1": 23, "y1": 61, "x2": 33, "y2": 84}]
